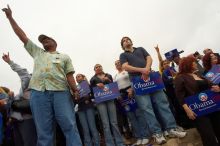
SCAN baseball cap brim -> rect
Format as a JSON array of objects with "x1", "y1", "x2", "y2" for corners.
[
  {"x1": 38, "y1": 34, "x2": 50, "y2": 43},
  {"x1": 38, "y1": 34, "x2": 57, "y2": 45}
]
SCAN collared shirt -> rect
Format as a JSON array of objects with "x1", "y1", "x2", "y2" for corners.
[{"x1": 24, "y1": 40, "x2": 74, "y2": 91}]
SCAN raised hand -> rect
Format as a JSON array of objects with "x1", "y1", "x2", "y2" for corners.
[
  {"x1": 2, "y1": 5, "x2": 28, "y2": 44},
  {"x1": 2, "y1": 5, "x2": 12, "y2": 18},
  {"x1": 2, "y1": 52, "x2": 11, "y2": 63},
  {"x1": 154, "y1": 44, "x2": 160, "y2": 52}
]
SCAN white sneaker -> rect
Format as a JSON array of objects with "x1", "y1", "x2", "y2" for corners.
[
  {"x1": 163, "y1": 130, "x2": 169, "y2": 137},
  {"x1": 176, "y1": 126, "x2": 184, "y2": 131},
  {"x1": 141, "y1": 138, "x2": 149, "y2": 145},
  {"x1": 153, "y1": 133, "x2": 166, "y2": 145},
  {"x1": 168, "y1": 128, "x2": 187, "y2": 138},
  {"x1": 134, "y1": 139, "x2": 142, "y2": 145}
]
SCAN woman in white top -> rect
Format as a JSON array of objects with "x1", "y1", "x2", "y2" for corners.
[{"x1": 114, "y1": 60, "x2": 150, "y2": 145}]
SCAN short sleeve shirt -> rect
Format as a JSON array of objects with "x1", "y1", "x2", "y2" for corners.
[
  {"x1": 119, "y1": 47, "x2": 150, "y2": 77},
  {"x1": 24, "y1": 39, "x2": 74, "y2": 91}
]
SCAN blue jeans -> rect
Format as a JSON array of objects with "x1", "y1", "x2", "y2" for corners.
[
  {"x1": 126, "y1": 111, "x2": 141, "y2": 138},
  {"x1": 127, "y1": 110, "x2": 150, "y2": 139},
  {"x1": 77, "y1": 108, "x2": 100, "y2": 146},
  {"x1": 30, "y1": 90, "x2": 82, "y2": 146},
  {"x1": 135, "y1": 90, "x2": 176, "y2": 135},
  {"x1": 97, "y1": 100, "x2": 124, "y2": 146}
]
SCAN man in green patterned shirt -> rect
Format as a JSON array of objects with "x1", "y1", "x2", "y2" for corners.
[{"x1": 2, "y1": 5, "x2": 82, "y2": 146}]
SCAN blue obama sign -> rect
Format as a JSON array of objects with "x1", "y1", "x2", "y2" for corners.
[
  {"x1": 77, "y1": 80, "x2": 91, "y2": 98},
  {"x1": 119, "y1": 96, "x2": 137, "y2": 113},
  {"x1": 205, "y1": 65, "x2": 220, "y2": 84},
  {"x1": 164, "y1": 49, "x2": 179, "y2": 61},
  {"x1": 164, "y1": 49, "x2": 184, "y2": 61},
  {"x1": 185, "y1": 90, "x2": 220, "y2": 117},
  {"x1": 132, "y1": 72, "x2": 165, "y2": 95},
  {"x1": 93, "y1": 82, "x2": 120, "y2": 103}
]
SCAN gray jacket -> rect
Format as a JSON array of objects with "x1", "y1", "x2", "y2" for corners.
[{"x1": 9, "y1": 60, "x2": 32, "y2": 120}]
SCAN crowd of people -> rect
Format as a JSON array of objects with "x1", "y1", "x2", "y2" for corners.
[{"x1": 1, "y1": 5, "x2": 220, "y2": 146}]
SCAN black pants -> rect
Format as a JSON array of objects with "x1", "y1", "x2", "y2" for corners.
[
  {"x1": 195, "y1": 111, "x2": 220, "y2": 146},
  {"x1": 13, "y1": 118, "x2": 37, "y2": 146}
]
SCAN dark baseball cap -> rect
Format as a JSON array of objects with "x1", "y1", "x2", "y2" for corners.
[{"x1": 38, "y1": 34, "x2": 57, "y2": 45}]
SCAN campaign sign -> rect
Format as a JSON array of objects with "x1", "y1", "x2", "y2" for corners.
[
  {"x1": 163, "y1": 67, "x2": 176, "y2": 79},
  {"x1": 132, "y1": 72, "x2": 165, "y2": 95},
  {"x1": 185, "y1": 90, "x2": 220, "y2": 117},
  {"x1": 205, "y1": 65, "x2": 220, "y2": 84},
  {"x1": 93, "y1": 82, "x2": 120, "y2": 103},
  {"x1": 119, "y1": 96, "x2": 137, "y2": 113},
  {"x1": 77, "y1": 81, "x2": 91, "y2": 98},
  {"x1": 164, "y1": 49, "x2": 179, "y2": 61}
]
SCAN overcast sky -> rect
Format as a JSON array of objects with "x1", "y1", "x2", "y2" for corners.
[{"x1": 0, "y1": 0, "x2": 220, "y2": 93}]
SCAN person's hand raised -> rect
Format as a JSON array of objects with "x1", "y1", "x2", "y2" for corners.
[
  {"x1": 154, "y1": 44, "x2": 160, "y2": 52},
  {"x1": 2, "y1": 5, "x2": 12, "y2": 18},
  {"x1": 2, "y1": 52, "x2": 11, "y2": 63}
]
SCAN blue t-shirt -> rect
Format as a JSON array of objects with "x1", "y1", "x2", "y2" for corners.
[{"x1": 120, "y1": 47, "x2": 150, "y2": 77}]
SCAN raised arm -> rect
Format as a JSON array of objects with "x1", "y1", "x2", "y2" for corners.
[
  {"x1": 2, "y1": 52, "x2": 30, "y2": 78},
  {"x1": 2, "y1": 52, "x2": 31, "y2": 91},
  {"x1": 154, "y1": 44, "x2": 164, "y2": 72},
  {"x1": 2, "y1": 5, "x2": 28, "y2": 45},
  {"x1": 154, "y1": 44, "x2": 163, "y2": 62}
]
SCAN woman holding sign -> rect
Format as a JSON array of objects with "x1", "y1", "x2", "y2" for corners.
[
  {"x1": 202, "y1": 52, "x2": 220, "y2": 84},
  {"x1": 75, "y1": 74, "x2": 100, "y2": 146},
  {"x1": 90, "y1": 64, "x2": 124, "y2": 146},
  {"x1": 174, "y1": 56, "x2": 220, "y2": 146},
  {"x1": 202, "y1": 52, "x2": 220, "y2": 74}
]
